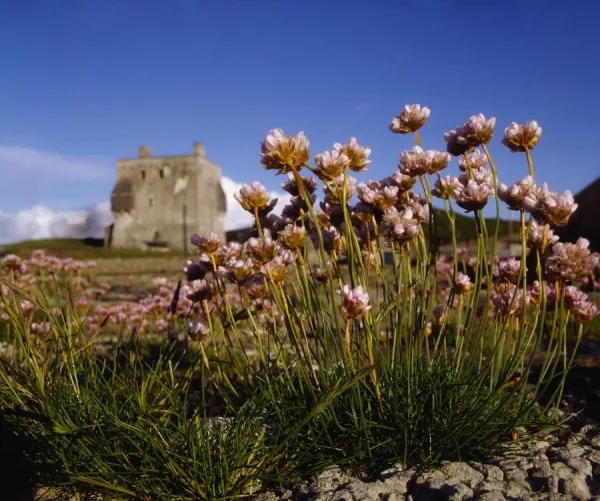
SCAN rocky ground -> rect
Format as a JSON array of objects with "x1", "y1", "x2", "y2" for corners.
[{"x1": 257, "y1": 426, "x2": 600, "y2": 500}]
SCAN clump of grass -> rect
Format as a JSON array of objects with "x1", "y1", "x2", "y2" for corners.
[{"x1": 1, "y1": 104, "x2": 598, "y2": 497}]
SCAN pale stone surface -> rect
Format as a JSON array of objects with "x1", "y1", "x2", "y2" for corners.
[{"x1": 106, "y1": 142, "x2": 226, "y2": 251}]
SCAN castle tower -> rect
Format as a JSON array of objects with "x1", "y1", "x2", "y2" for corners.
[{"x1": 106, "y1": 142, "x2": 227, "y2": 251}]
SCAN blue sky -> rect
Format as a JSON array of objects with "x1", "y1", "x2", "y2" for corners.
[{"x1": 0, "y1": 0, "x2": 598, "y2": 224}]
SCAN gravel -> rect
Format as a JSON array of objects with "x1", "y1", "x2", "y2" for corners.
[{"x1": 255, "y1": 425, "x2": 600, "y2": 501}]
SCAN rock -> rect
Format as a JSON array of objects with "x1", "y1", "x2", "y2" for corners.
[
  {"x1": 527, "y1": 465, "x2": 558, "y2": 492},
  {"x1": 439, "y1": 462, "x2": 484, "y2": 488},
  {"x1": 561, "y1": 474, "x2": 591, "y2": 499},
  {"x1": 477, "y1": 491, "x2": 507, "y2": 501},
  {"x1": 566, "y1": 457, "x2": 593, "y2": 476}
]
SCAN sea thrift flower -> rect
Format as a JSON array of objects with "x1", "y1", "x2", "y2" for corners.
[
  {"x1": 313, "y1": 226, "x2": 343, "y2": 256},
  {"x1": 186, "y1": 279, "x2": 216, "y2": 302},
  {"x1": 310, "y1": 264, "x2": 328, "y2": 284},
  {"x1": 389, "y1": 104, "x2": 430, "y2": 134},
  {"x1": 464, "y1": 113, "x2": 496, "y2": 145},
  {"x1": 245, "y1": 229, "x2": 279, "y2": 264},
  {"x1": 255, "y1": 312, "x2": 285, "y2": 335},
  {"x1": 494, "y1": 258, "x2": 523, "y2": 284},
  {"x1": 244, "y1": 275, "x2": 269, "y2": 299},
  {"x1": 527, "y1": 221, "x2": 559, "y2": 251},
  {"x1": 492, "y1": 283, "x2": 529, "y2": 317},
  {"x1": 278, "y1": 224, "x2": 307, "y2": 252},
  {"x1": 498, "y1": 176, "x2": 536, "y2": 211},
  {"x1": 234, "y1": 181, "x2": 277, "y2": 215},
  {"x1": 381, "y1": 206, "x2": 421, "y2": 246},
  {"x1": 338, "y1": 285, "x2": 372, "y2": 320},
  {"x1": 433, "y1": 305, "x2": 447, "y2": 325},
  {"x1": 455, "y1": 179, "x2": 493, "y2": 212},
  {"x1": 529, "y1": 281, "x2": 556, "y2": 308},
  {"x1": 501, "y1": 120, "x2": 542, "y2": 152},
  {"x1": 389, "y1": 171, "x2": 417, "y2": 192},
  {"x1": 564, "y1": 285, "x2": 588, "y2": 309},
  {"x1": 545, "y1": 238, "x2": 599, "y2": 282},
  {"x1": 574, "y1": 300, "x2": 599, "y2": 324},
  {"x1": 224, "y1": 258, "x2": 256, "y2": 284},
  {"x1": 281, "y1": 172, "x2": 318, "y2": 196},
  {"x1": 191, "y1": 232, "x2": 221, "y2": 254},
  {"x1": 262, "y1": 256, "x2": 289, "y2": 283},
  {"x1": 333, "y1": 137, "x2": 371, "y2": 172},
  {"x1": 357, "y1": 181, "x2": 399, "y2": 211},
  {"x1": 186, "y1": 319, "x2": 210, "y2": 342},
  {"x1": 324, "y1": 175, "x2": 357, "y2": 205},
  {"x1": 454, "y1": 272, "x2": 474, "y2": 295},
  {"x1": 458, "y1": 150, "x2": 488, "y2": 171},
  {"x1": 314, "y1": 150, "x2": 351, "y2": 181},
  {"x1": 432, "y1": 175, "x2": 460, "y2": 200},
  {"x1": 523, "y1": 183, "x2": 578, "y2": 227},
  {"x1": 398, "y1": 146, "x2": 451, "y2": 176},
  {"x1": 444, "y1": 126, "x2": 471, "y2": 156},
  {"x1": 2, "y1": 254, "x2": 24, "y2": 274},
  {"x1": 184, "y1": 260, "x2": 209, "y2": 282},
  {"x1": 260, "y1": 128, "x2": 310, "y2": 174}
]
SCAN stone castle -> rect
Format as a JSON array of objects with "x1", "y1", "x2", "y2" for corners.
[{"x1": 104, "y1": 142, "x2": 226, "y2": 251}]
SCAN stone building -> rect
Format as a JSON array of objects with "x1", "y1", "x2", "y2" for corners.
[{"x1": 105, "y1": 142, "x2": 227, "y2": 251}]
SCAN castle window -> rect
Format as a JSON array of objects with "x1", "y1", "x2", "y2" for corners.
[
  {"x1": 159, "y1": 169, "x2": 164, "y2": 179},
  {"x1": 141, "y1": 170, "x2": 146, "y2": 180}
]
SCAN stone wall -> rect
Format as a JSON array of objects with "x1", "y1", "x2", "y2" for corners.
[{"x1": 107, "y1": 143, "x2": 226, "y2": 251}]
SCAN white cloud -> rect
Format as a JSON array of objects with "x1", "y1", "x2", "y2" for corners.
[
  {"x1": 0, "y1": 145, "x2": 112, "y2": 180},
  {"x1": 0, "y1": 178, "x2": 291, "y2": 245}
]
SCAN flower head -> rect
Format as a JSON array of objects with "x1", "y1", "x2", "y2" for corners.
[
  {"x1": 498, "y1": 176, "x2": 536, "y2": 211},
  {"x1": 381, "y1": 206, "x2": 421, "y2": 245},
  {"x1": 526, "y1": 221, "x2": 559, "y2": 251},
  {"x1": 574, "y1": 299, "x2": 599, "y2": 325},
  {"x1": 191, "y1": 232, "x2": 221, "y2": 254},
  {"x1": 465, "y1": 113, "x2": 496, "y2": 145},
  {"x1": 333, "y1": 137, "x2": 371, "y2": 172},
  {"x1": 389, "y1": 104, "x2": 430, "y2": 134},
  {"x1": 523, "y1": 183, "x2": 577, "y2": 227},
  {"x1": 389, "y1": 171, "x2": 417, "y2": 192},
  {"x1": 454, "y1": 272, "x2": 474, "y2": 295},
  {"x1": 278, "y1": 224, "x2": 307, "y2": 252},
  {"x1": 455, "y1": 179, "x2": 494, "y2": 212},
  {"x1": 501, "y1": 120, "x2": 542, "y2": 152},
  {"x1": 281, "y1": 173, "x2": 318, "y2": 196},
  {"x1": 494, "y1": 258, "x2": 523, "y2": 285},
  {"x1": 357, "y1": 180, "x2": 399, "y2": 211},
  {"x1": 260, "y1": 128, "x2": 310, "y2": 174},
  {"x1": 398, "y1": 146, "x2": 451, "y2": 176},
  {"x1": 338, "y1": 285, "x2": 372, "y2": 320},
  {"x1": 458, "y1": 150, "x2": 488, "y2": 171},
  {"x1": 314, "y1": 150, "x2": 351, "y2": 181},
  {"x1": 324, "y1": 175, "x2": 357, "y2": 205},
  {"x1": 432, "y1": 175, "x2": 460, "y2": 200},
  {"x1": 545, "y1": 238, "x2": 599, "y2": 282},
  {"x1": 492, "y1": 283, "x2": 529, "y2": 317},
  {"x1": 187, "y1": 279, "x2": 216, "y2": 302},
  {"x1": 245, "y1": 229, "x2": 279, "y2": 264},
  {"x1": 234, "y1": 182, "x2": 277, "y2": 215},
  {"x1": 186, "y1": 319, "x2": 210, "y2": 342}
]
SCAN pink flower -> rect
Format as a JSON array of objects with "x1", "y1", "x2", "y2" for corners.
[
  {"x1": 498, "y1": 176, "x2": 536, "y2": 211},
  {"x1": 260, "y1": 128, "x2": 310, "y2": 175},
  {"x1": 523, "y1": 183, "x2": 577, "y2": 227},
  {"x1": 527, "y1": 221, "x2": 559, "y2": 251},
  {"x1": 501, "y1": 120, "x2": 542, "y2": 152},
  {"x1": 234, "y1": 181, "x2": 277, "y2": 215},
  {"x1": 389, "y1": 104, "x2": 430, "y2": 134},
  {"x1": 333, "y1": 137, "x2": 372, "y2": 172},
  {"x1": 338, "y1": 285, "x2": 372, "y2": 320},
  {"x1": 314, "y1": 150, "x2": 351, "y2": 181}
]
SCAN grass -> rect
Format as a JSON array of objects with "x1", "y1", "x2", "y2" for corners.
[{"x1": 0, "y1": 238, "x2": 191, "y2": 260}]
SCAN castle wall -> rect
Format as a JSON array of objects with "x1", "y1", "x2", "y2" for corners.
[{"x1": 109, "y1": 145, "x2": 226, "y2": 251}]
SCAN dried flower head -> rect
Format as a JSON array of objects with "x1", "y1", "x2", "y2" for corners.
[
  {"x1": 260, "y1": 128, "x2": 310, "y2": 174},
  {"x1": 225, "y1": 258, "x2": 257, "y2": 284},
  {"x1": 234, "y1": 181, "x2": 277, "y2": 215},
  {"x1": 333, "y1": 137, "x2": 372, "y2": 172},
  {"x1": 314, "y1": 150, "x2": 351, "y2": 181},
  {"x1": 389, "y1": 104, "x2": 430, "y2": 134},
  {"x1": 498, "y1": 176, "x2": 536, "y2": 211},
  {"x1": 433, "y1": 305, "x2": 447, "y2": 325},
  {"x1": 523, "y1": 183, "x2": 578, "y2": 227},
  {"x1": 501, "y1": 120, "x2": 542, "y2": 152},
  {"x1": 338, "y1": 284, "x2": 372, "y2": 319}
]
